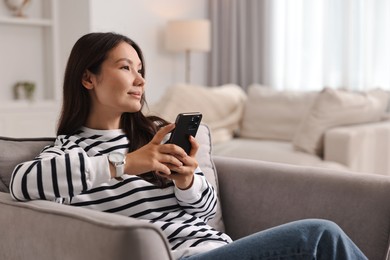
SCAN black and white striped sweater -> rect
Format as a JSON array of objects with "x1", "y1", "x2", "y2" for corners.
[{"x1": 10, "y1": 127, "x2": 232, "y2": 259}]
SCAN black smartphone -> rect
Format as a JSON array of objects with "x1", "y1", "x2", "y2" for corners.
[{"x1": 166, "y1": 112, "x2": 203, "y2": 154}]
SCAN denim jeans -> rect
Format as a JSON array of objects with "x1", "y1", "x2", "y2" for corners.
[{"x1": 181, "y1": 219, "x2": 367, "y2": 260}]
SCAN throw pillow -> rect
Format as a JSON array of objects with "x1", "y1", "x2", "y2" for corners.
[
  {"x1": 0, "y1": 137, "x2": 55, "y2": 193},
  {"x1": 293, "y1": 87, "x2": 389, "y2": 156},
  {"x1": 240, "y1": 84, "x2": 318, "y2": 141},
  {"x1": 147, "y1": 83, "x2": 247, "y2": 144},
  {"x1": 195, "y1": 124, "x2": 225, "y2": 232}
]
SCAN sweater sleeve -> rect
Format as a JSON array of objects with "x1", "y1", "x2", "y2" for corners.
[
  {"x1": 10, "y1": 136, "x2": 111, "y2": 203},
  {"x1": 174, "y1": 167, "x2": 218, "y2": 223}
]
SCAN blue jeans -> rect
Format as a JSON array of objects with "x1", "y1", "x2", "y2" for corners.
[{"x1": 181, "y1": 219, "x2": 367, "y2": 260}]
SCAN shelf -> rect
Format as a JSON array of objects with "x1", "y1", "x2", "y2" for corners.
[
  {"x1": 0, "y1": 100, "x2": 59, "y2": 111},
  {"x1": 0, "y1": 16, "x2": 52, "y2": 27},
  {"x1": 0, "y1": 1, "x2": 61, "y2": 138}
]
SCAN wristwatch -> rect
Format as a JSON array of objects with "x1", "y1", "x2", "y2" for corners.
[{"x1": 108, "y1": 152, "x2": 126, "y2": 178}]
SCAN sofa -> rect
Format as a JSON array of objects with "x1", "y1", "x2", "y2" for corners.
[
  {"x1": 149, "y1": 84, "x2": 390, "y2": 176},
  {"x1": 1, "y1": 125, "x2": 390, "y2": 260}
]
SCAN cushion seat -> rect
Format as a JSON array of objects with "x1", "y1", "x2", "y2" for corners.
[{"x1": 213, "y1": 138, "x2": 349, "y2": 171}]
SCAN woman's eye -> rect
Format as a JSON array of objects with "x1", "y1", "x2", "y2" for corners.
[
  {"x1": 121, "y1": 66, "x2": 130, "y2": 70},
  {"x1": 137, "y1": 69, "x2": 142, "y2": 74}
]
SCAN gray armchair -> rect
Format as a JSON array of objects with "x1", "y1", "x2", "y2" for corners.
[{"x1": 1, "y1": 135, "x2": 389, "y2": 260}]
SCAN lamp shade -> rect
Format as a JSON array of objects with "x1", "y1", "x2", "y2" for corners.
[{"x1": 165, "y1": 19, "x2": 211, "y2": 52}]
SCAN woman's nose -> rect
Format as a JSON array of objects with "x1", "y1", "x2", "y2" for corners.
[{"x1": 134, "y1": 73, "x2": 145, "y2": 87}]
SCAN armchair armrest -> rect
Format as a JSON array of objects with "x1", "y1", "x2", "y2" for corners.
[
  {"x1": 0, "y1": 192, "x2": 173, "y2": 260},
  {"x1": 213, "y1": 156, "x2": 390, "y2": 260},
  {"x1": 324, "y1": 120, "x2": 390, "y2": 175}
]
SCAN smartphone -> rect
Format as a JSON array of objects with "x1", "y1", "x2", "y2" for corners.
[{"x1": 166, "y1": 112, "x2": 203, "y2": 154}]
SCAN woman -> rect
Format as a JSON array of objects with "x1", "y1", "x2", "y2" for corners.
[{"x1": 10, "y1": 32, "x2": 366, "y2": 260}]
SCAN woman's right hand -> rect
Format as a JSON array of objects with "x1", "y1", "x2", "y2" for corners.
[{"x1": 123, "y1": 123, "x2": 188, "y2": 176}]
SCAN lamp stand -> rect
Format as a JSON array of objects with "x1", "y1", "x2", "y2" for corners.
[{"x1": 185, "y1": 50, "x2": 191, "y2": 83}]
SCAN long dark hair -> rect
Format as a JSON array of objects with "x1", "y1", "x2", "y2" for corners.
[{"x1": 57, "y1": 32, "x2": 170, "y2": 187}]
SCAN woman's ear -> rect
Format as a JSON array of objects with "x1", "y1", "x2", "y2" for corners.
[{"x1": 82, "y1": 70, "x2": 95, "y2": 90}]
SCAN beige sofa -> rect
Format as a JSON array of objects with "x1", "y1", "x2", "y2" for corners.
[
  {"x1": 149, "y1": 84, "x2": 390, "y2": 175},
  {"x1": 1, "y1": 125, "x2": 390, "y2": 260}
]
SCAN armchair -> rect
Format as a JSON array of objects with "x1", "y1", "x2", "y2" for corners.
[{"x1": 1, "y1": 131, "x2": 389, "y2": 259}]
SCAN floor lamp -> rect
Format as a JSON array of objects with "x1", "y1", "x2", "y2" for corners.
[{"x1": 165, "y1": 19, "x2": 211, "y2": 83}]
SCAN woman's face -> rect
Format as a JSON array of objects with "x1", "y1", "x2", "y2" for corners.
[{"x1": 86, "y1": 41, "x2": 145, "y2": 117}]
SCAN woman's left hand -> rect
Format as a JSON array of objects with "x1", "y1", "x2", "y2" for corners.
[{"x1": 159, "y1": 135, "x2": 199, "y2": 190}]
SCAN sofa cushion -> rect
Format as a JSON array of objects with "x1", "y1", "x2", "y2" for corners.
[
  {"x1": 240, "y1": 85, "x2": 317, "y2": 141},
  {"x1": 147, "y1": 83, "x2": 247, "y2": 144},
  {"x1": 195, "y1": 124, "x2": 225, "y2": 232},
  {"x1": 213, "y1": 138, "x2": 349, "y2": 171},
  {"x1": 293, "y1": 88, "x2": 389, "y2": 156},
  {"x1": 0, "y1": 137, "x2": 55, "y2": 193}
]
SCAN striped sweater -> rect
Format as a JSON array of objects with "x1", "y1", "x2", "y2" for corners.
[{"x1": 10, "y1": 127, "x2": 232, "y2": 259}]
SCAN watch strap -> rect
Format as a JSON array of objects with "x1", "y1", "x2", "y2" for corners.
[
  {"x1": 108, "y1": 152, "x2": 126, "y2": 178},
  {"x1": 114, "y1": 162, "x2": 125, "y2": 178}
]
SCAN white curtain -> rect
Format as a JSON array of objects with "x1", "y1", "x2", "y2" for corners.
[{"x1": 208, "y1": 0, "x2": 390, "y2": 91}]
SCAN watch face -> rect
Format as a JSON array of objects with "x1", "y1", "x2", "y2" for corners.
[{"x1": 109, "y1": 152, "x2": 124, "y2": 163}]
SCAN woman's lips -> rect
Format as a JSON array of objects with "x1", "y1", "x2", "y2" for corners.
[{"x1": 128, "y1": 91, "x2": 142, "y2": 99}]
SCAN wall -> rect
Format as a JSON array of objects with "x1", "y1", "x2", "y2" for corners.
[
  {"x1": 58, "y1": 0, "x2": 91, "y2": 80},
  {"x1": 59, "y1": 0, "x2": 209, "y2": 103}
]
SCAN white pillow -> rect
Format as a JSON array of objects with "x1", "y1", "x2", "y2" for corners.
[
  {"x1": 148, "y1": 84, "x2": 247, "y2": 144},
  {"x1": 195, "y1": 124, "x2": 225, "y2": 232},
  {"x1": 240, "y1": 85, "x2": 317, "y2": 141},
  {"x1": 293, "y1": 87, "x2": 389, "y2": 156}
]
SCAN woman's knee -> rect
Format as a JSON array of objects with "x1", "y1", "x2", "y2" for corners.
[
  {"x1": 319, "y1": 219, "x2": 344, "y2": 233},
  {"x1": 294, "y1": 219, "x2": 345, "y2": 240},
  {"x1": 297, "y1": 219, "x2": 366, "y2": 259},
  {"x1": 302, "y1": 219, "x2": 342, "y2": 232}
]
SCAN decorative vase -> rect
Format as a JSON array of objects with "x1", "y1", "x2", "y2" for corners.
[
  {"x1": 4, "y1": 0, "x2": 31, "y2": 17},
  {"x1": 13, "y1": 81, "x2": 35, "y2": 101}
]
